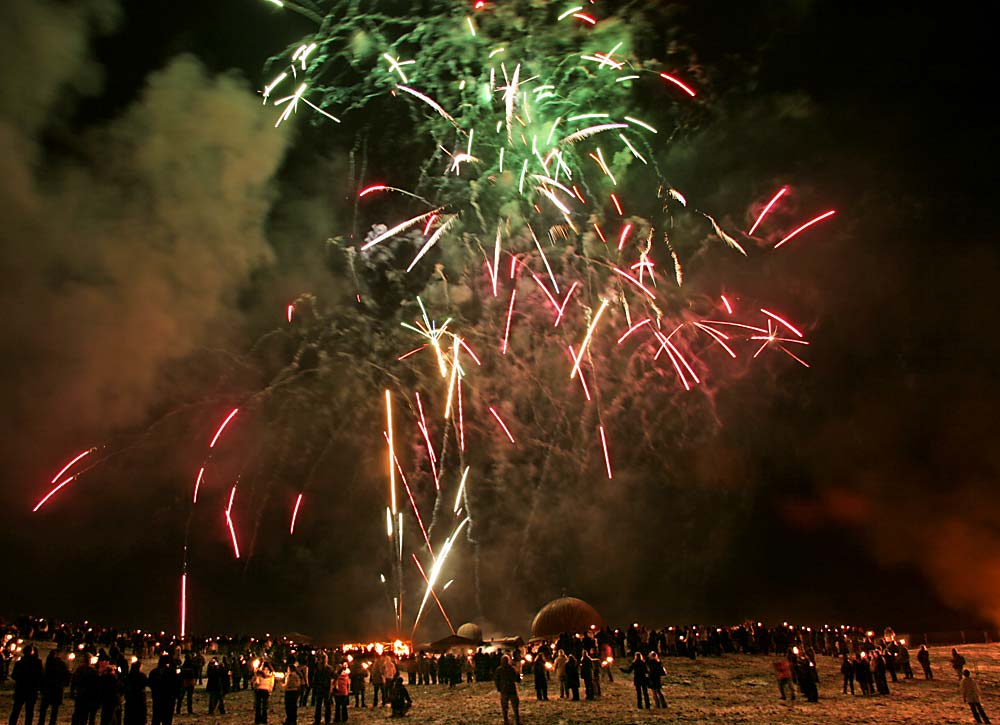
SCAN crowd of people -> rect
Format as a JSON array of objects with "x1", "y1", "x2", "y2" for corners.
[{"x1": 1, "y1": 615, "x2": 993, "y2": 724}]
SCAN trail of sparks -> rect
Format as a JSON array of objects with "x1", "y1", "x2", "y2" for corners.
[
  {"x1": 617, "y1": 318, "x2": 651, "y2": 344},
  {"x1": 555, "y1": 282, "x2": 579, "y2": 327},
  {"x1": 193, "y1": 467, "x2": 205, "y2": 504},
  {"x1": 289, "y1": 493, "x2": 303, "y2": 535},
  {"x1": 286, "y1": 304, "x2": 294, "y2": 323},
  {"x1": 180, "y1": 573, "x2": 187, "y2": 639},
  {"x1": 32, "y1": 475, "x2": 78, "y2": 513},
  {"x1": 386, "y1": 390, "x2": 397, "y2": 514},
  {"x1": 747, "y1": 187, "x2": 788, "y2": 236},
  {"x1": 501, "y1": 288, "x2": 517, "y2": 354},
  {"x1": 225, "y1": 486, "x2": 240, "y2": 559},
  {"x1": 721, "y1": 295, "x2": 734, "y2": 314},
  {"x1": 454, "y1": 466, "x2": 470, "y2": 513},
  {"x1": 209, "y1": 408, "x2": 239, "y2": 448},
  {"x1": 599, "y1": 425, "x2": 613, "y2": 479},
  {"x1": 774, "y1": 210, "x2": 836, "y2": 248},
  {"x1": 760, "y1": 308, "x2": 804, "y2": 338},
  {"x1": 489, "y1": 407, "x2": 516, "y2": 443},
  {"x1": 411, "y1": 517, "x2": 469, "y2": 637},
  {"x1": 411, "y1": 554, "x2": 455, "y2": 633},
  {"x1": 570, "y1": 298, "x2": 609, "y2": 379},
  {"x1": 659, "y1": 72, "x2": 697, "y2": 97}
]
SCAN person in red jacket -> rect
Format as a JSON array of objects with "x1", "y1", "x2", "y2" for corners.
[{"x1": 332, "y1": 666, "x2": 350, "y2": 723}]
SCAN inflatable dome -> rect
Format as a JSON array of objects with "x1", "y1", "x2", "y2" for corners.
[
  {"x1": 530, "y1": 597, "x2": 604, "y2": 640},
  {"x1": 456, "y1": 622, "x2": 483, "y2": 643}
]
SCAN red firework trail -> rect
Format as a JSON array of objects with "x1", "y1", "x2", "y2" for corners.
[
  {"x1": 49, "y1": 449, "x2": 93, "y2": 484},
  {"x1": 617, "y1": 223, "x2": 633, "y2": 251},
  {"x1": 32, "y1": 475, "x2": 77, "y2": 513},
  {"x1": 289, "y1": 493, "x2": 303, "y2": 535},
  {"x1": 209, "y1": 408, "x2": 239, "y2": 448},
  {"x1": 774, "y1": 210, "x2": 836, "y2": 248},
  {"x1": 489, "y1": 407, "x2": 516, "y2": 443},
  {"x1": 760, "y1": 308, "x2": 804, "y2": 338},
  {"x1": 286, "y1": 304, "x2": 294, "y2": 323},
  {"x1": 568, "y1": 345, "x2": 592, "y2": 400},
  {"x1": 599, "y1": 425, "x2": 613, "y2": 479},
  {"x1": 747, "y1": 187, "x2": 788, "y2": 236},
  {"x1": 411, "y1": 554, "x2": 454, "y2": 633},
  {"x1": 554, "y1": 282, "x2": 579, "y2": 327},
  {"x1": 659, "y1": 72, "x2": 697, "y2": 97},
  {"x1": 721, "y1": 295, "x2": 734, "y2": 314},
  {"x1": 225, "y1": 485, "x2": 240, "y2": 559},
  {"x1": 193, "y1": 467, "x2": 205, "y2": 503},
  {"x1": 612, "y1": 266, "x2": 656, "y2": 300},
  {"x1": 617, "y1": 318, "x2": 651, "y2": 344}
]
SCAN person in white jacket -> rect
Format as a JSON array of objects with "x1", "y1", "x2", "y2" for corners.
[
  {"x1": 961, "y1": 669, "x2": 991, "y2": 724},
  {"x1": 251, "y1": 663, "x2": 275, "y2": 724}
]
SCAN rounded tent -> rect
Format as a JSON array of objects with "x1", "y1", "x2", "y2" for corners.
[
  {"x1": 456, "y1": 622, "x2": 483, "y2": 643},
  {"x1": 530, "y1": 597, "x2": 604, "y2": 640}
]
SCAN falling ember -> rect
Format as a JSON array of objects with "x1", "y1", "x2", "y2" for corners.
[
  {"x1": 760, "y1": 308, "x2": 804, "y2": 338},
  {"x1": 193, "y1": 467, "x2": 205, "y2": 504},
  {"x1": 180, "y1": 574, "x2": 187, "y2": 639},
  {"x1": 501, "y1": 288, "x2": 517, "y2": 355},
  {"x1": 598, "y1": 425, "x2": 613, "y2": 479},
  {"x1": 286, "y1": 304, "x2": 294, "y2": 323},
  {"x1": 747, "y1": 186, "x2": 788, "y2": 236},
  {"x1": 617, "y1": 223, "x2": 633, "y2": 251},
  {"x1": 570, "y1": 298, "x2": 610, "y2": 379},
  {"x1": 457, "y1": 376, "x2": 466, "y2": 451},
  {"x1": 386, "y1": 390, "x2": 397, "y2": 515},
  {"x1": 359, "y1": 184, "x2": 389, "y2": 197},
  {"x1": 593, "y1": 223, "x2": 608, "y2": 245},
  {"x1": 554, "y1": 282, "x2": 579, "y2": 327},
  {"x1": 289, "y1": 493, "x2": 303, "y2": 535},
  {"x1": 454, "y1": 466, "x2": 470, "y2": 513},
  {"x1": 386, "y1": 507, "x2": 393, "y2": 538},
  {"x1": 209, "y1": 408, "x2": 239, "y2": 449},
  {"x1": 610, "y1": 193, "x2": 624, "y2": 216},
  {"x1": 774, "y1": 210, "x2": 836, "y2": 248},
  {"x1": 659, "y1": 72, "x2": 697, "y2": 97},
  {"x1": 721, "y1": 295, "x2": 734, "y2": 314},
  {"x1": 617, "y1": 318, "x2": 651, "y2": 344},
  {"x1": 32, "y1": 475, "x2": 77, "y2": 513},
  {"x1": 225, "y1": 512, "x2": 240, "y2": 560},
  {"x1": 489, "y1": 407, "x2": 516, "y2": 444}
]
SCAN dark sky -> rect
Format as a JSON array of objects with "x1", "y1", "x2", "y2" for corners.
[{"x1": 0, "y1": 0, "x2": 996, "y2": 641}]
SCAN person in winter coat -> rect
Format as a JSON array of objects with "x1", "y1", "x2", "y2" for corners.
[
  {"x1": 310, "y1": 655, "x2": 333, "y2": 724},
  {"x1": 146, "y1": 656, "x2": 176, "y2": 725},
  {"x1": 493, "y1": 656, "x2": 519, "y2": 725},
  {"x1": 872, "y1": 651, "x2": 890, "y2": 696},
  {"x1": 841, "y1": 654, "x2": 855, "y2": 695},
  {"x1": 564, "y1": 655, "x2": 580, "y2": 701},
  {"x1": 553, "y1": 650, "x2": 568, "y2": 699},
  {"x1": 580, "y1": 652, "x2": 595, "y2": 701},
  {"x1": 38, "y1": 649, "x2": 71, "y2": 725},
  {"x1": 773, "y1": 657, "x2": 795, "y2": 701},
  {"x1": 251, "y1": 662, "x2": 275, "y2": 725},
  {"x1": 530, "y1": 653, "x2": 548, "y2": 701},
  {"x1": 283, "y1": 661, "x2": 303, "y2": 725},
  {"x1": 332, "y1": 666, "x2": 350, "y2": 723},
  {"x1": 961, "y1": 669, "x2": 991, "y2": 724},
  {"x1": 98, "y1": 665, "x2": 121, "y2": 725},
  {"x1": 621, "y1": 652, "x2": 650, "y2": 709},
  {"x1": 122, "y1": 662, "x2": 147, "y2": 725},
  {"x1": 348, "y1": 665, "x2": 366, "y2": 709},
  {"x1": 174, "y1": 657, "x2": 195, "y2": 716},
  {"x1": 953, "y1": 649, "x2": 968, "y2": 679},
  {"x1": 918, "y1": 645, "x2": 933, "y2": 679},
  {"x1": 71, "y1": 658, "x2": 101, "y2": 725},
  {"x1": 205, "y1": 657, "x2": 227, "y2": 715},
  {"x1": 898, "y1": 643, "x2": 914, "y2": 679},
  {"x1": 854, "y1": 653, "x2": 873, "y2": 696},
  {"x1": 387, "y1": 676, "x2": 411, "y2": 718},
  {"x1": 646, "y1": 652, "x2": 666, "y2": 708},
  {"x1": 369, "y1": 657, "x2": 385, "y2": 708},
  {"x1": 9, "y1": 645, "x2": 44, "y2": 725}
]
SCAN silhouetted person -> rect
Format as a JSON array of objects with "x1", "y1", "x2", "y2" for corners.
[
  {"x1": 773, "y1": 658, "x2": 794, "y2": 701},
  {"x1": 795, "y1": 655, "x2": 819, "y2": 702},
  {"x1": 918, "y1": 645, "x2": 933, "y2": 679},
  {"x1": 205, "y1": 658, "x2": 227, "y2": 715},
  {"x1": 174, "y1": 657, "x2": 195, "y2": 715},
  {"x1": 310, "y1": 655, "x2": 332, "y2": 724},
  {"x1": 646, "y1": 652, "x2": 666, "y2": 708},
  {"x1": 9, "y1": 645, "x2": 43, "y2": 725},
  {"x1": 493, "y1": 656, "x2": 520, "y2": 725},
  {"x1": 146, "y1": 656, "x2": 176, "y2": 725},
  {"x1": 961, "y1": 669, "x2": 991, "y2": 724},
  {"x1": 564, "y1": 655, "x2": 580, "y2": 702},
  {"x1": 348, "y1": 665, "x2": 365, "y2": 708},
  {"x1": 899, "y1": 644, "x2": 914, "y2": 679},
  {"x1": 98, "y1": 666, "x2": 121, "y2": 725},
  {"x1": 71, "y1": 659, "x2": 101, "y2": 725},
  {"x1": 872, "y1": 651, "x2": 890, "y2": 696},
  {"x1": 39, "y1": 650, "x2": 70, "y2": 725},
  {"x1": 953, "y1": 649, "x2": 967, "y2": 679},
  {"x1": 553, "y1": 650, "x2": 567, "y2": 699},
  {"x1": 621, "y1": 652, "x2": 650, "y2": 709},
  {"x1": 841, "y1": 654, "x2": 855, "y2": 695},
  {"x1": 122, "y1": 663, "x2": 147, "y2": 725},
  {"x1": 388, "y1": 676, "x2": 411, "y2": 718},
  {"x1": 531, "y1": 654, "x2": 548, "y2": 701}
]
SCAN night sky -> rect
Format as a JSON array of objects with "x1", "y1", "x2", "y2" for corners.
[{"x1": 1, "y1": 0, "x2": 996, "y2": 641}]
